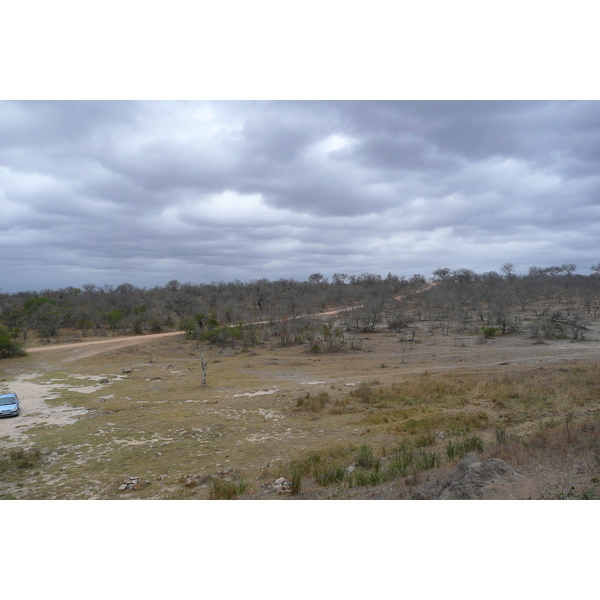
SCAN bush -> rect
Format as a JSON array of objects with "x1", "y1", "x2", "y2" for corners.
[
  {"x1": 481, "y1": 326, "x2": 498, "y2": 339},
  {"x1": 0, "y1": 326, "x2": 26, "y2": 358}
]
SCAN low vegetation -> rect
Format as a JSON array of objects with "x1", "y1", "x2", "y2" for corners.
[
  {"x1": 209, "y1": 477, "x2": 247, "y2": 500},
  {"x1": 0, "y1": 447, "x2": 42, "y2": 472}
]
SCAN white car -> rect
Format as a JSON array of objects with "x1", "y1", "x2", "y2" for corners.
[{"x1": 0, "y1": 393, "x2": 20, "y2": 417}]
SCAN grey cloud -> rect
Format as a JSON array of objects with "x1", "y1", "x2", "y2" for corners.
[{"x1": 2, "y1": 100, "x2": 600, "y2": 292}]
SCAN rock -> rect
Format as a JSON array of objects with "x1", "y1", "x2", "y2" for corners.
[
  {"x1": 99, "y1": 377, "x2": 109, "y2": 383},
  {"x1": 214, "y1": 467, "x2": 235, "y2": 479},
  {"x1": 180, "y1": 474, "x2": 210, "y2": 487},
  {"x1": 434, "y1": 453, "x2": 524, "y2": 499},
  {"x1": 122, "y1": 368, "x2": 132, "y2": 373},
  {"x1": 271, "y1": 477, "x2": 291, "y2": 493},
  {"x1": 118, "y1": 476, "x2": 145, "y2": 491}
]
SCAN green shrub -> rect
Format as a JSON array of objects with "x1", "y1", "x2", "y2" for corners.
[
  {"x1": 0, "y1": 325, "x2": 26, "y2": 358},
  {"x1": 481, "y1": 326, "x2": 498, "y2": 339}
]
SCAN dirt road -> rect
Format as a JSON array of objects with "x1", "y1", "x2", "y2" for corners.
[{"x1": 24, "y1": 331, "x2": 181, "y2": 356}]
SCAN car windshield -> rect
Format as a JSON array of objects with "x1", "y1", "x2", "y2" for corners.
[{"x1": 0, "y1": 396, "x2": 16, "y2": 406}]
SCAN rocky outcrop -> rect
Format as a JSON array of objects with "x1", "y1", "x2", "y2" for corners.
[{"x1": 419, "y1": 453, "x2": 524, "y2": 499}]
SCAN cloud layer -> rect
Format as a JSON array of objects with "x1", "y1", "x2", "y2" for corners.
[{"x1": 1, "y1": 100, "x2": 599, "y2": 291}]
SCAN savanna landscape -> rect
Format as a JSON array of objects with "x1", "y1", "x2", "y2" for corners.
[{"x1": 2, "y1": 265, "x2": 600, "y2": 500}]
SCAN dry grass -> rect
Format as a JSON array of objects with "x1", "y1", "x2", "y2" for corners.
[{"x1": 2, "y1": 324, "x2": 600, "y2": 499}]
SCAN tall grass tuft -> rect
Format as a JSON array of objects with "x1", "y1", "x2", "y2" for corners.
[
  {"x1": 355, "y1": 444, "x2": 376, "y2": 468},
  {"x1": 209, "y1": 477, "x2": 247, "y2": 499},
  {"x1": 313, "y1": 465, "x2": 346, "y2": 486},
  {"x1": 295, "y1": 391, "x2": 330, "y2": 412},
  {"x1": 446, "y1": 435, "x2": 484, "y2": 460}
]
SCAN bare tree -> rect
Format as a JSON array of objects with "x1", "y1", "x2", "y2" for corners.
[
  {"x1": 199, "y1": 347, "x2": 224, "y2": 387},
  {"x1": 501, "y1": 263, "x2": 515, "y2": 278}
]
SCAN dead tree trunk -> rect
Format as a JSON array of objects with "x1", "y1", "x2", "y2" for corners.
[{"x1": 200, "y1": 348, "x2": 224, "y2": 386}]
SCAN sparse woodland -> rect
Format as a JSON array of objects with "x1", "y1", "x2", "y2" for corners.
[{"x1": 2, "y1": 263, "x2": 600, "y2": 351}]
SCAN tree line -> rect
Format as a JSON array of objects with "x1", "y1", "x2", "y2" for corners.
[{"x1": 1, "y1": 263, "x2": 600, "y2": 356}]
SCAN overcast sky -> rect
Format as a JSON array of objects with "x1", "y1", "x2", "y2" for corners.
[{"x1": 1, "y1": 100, "x2": 600, "y2": 292}]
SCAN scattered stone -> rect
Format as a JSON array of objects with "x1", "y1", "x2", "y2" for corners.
[
  {"x1": 118, "y1": 476, "x2": 149, "y2": 491},
  {"x1": 180, "y1": 474, "x2": 211, "y2": 487},
  {"x1": 271, "y1": 477, "x2": 292, "y2": 493},
  {"x1": 122, "y1": 368, "x2": 132, "y2": 374},
  {"x1": 214, "y1": 467, "x2": 235, "y2": 478},
  {"x1": 99, "y1": 377, "x2": 109, "y2": 384},
  {"x1": 436, "y1": 431, "x2": 447, "y2": 440}
]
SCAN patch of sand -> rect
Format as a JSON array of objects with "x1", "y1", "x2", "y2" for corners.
[
  {"x1": 0, "y1": 373, "x2": 95, "y2": 445},
  {"x1": 233, "y1": 388, "x2": 279, "y2": 398}
]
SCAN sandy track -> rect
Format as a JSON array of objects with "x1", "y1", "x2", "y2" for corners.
[{"x1": 25, "y1": 331, "x2": 181, "y2": 355}]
